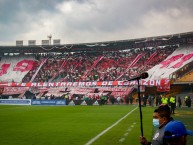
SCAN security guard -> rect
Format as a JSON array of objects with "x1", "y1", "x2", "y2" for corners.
[
  {"x1": 161, "y1": 96, "x2": 168, "y2": 105},
  {"x1": 169, "y1": 96, "x2": 176, "y2": 114}
]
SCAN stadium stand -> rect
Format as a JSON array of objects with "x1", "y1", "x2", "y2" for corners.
[
  {"x1": 19, "y1": 46, "x2": 176, "y2": 84},
  {"x1": 175, "y1": 70, "x2": 193, "y2": 82},
  {"x1": 0, "y1": 32, "x2": 193, "y2": 104}
]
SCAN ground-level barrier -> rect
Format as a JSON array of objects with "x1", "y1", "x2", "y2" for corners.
[{"x1": 0, "y1": 99, "x2": 101, "y2": 106}]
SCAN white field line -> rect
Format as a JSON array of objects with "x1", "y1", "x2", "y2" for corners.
[{"x1": 85, "y1": 106, "x2": 138, "y2": 145}]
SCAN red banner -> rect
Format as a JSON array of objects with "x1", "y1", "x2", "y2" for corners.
[
  {"x1": 2, "y1": 87, "x2": 29, "y2": 95},
  {"x1": 111, "y1": 91, "x2": 131, "y2": 96},
  {"x1": 0, "y1": 87, "x2": 4, "y2": 94},
  {"x1": 157, "y1": 85, "x2": 170, "y2": 92},
  {"x1": 98, "y1": 87, "x2": 133, "y2": 92}
]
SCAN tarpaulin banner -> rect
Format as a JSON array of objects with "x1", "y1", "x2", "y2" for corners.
[
  {"x1": 7, "y1": 79, "x2": 170, "y2": 87},
  {"x1": 157, "y1": 85, "x2": 170, "y2": 92},
  {"x1": 111, "y1": 91, "x2": 131, "y2": 96},
  {"x1": 98, "y1": 87, "x2": 133, "y2": 92},
  {"x1": 2, "y1": 87, "x2": 29, "y2": 95}
]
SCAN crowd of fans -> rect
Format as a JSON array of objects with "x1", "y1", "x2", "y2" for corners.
[{"x1": 22, "y1": 45, "x2": 176, "y2": 83}]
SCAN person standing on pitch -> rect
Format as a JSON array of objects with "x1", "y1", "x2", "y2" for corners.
[
  {"x1": 177, "y1": 96, "x2": 182, "y2": 108},
  {"x1": 140, "y1": 105, "x2": 173, "y2": 145},
  {"x1": 169, "y1": 96, "x2": 176, "y2": 114},
  {"x1": 161, "y1": 95, "x2": 168, "y2": 105}
]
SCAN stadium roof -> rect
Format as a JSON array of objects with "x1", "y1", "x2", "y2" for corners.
[{"x1": 0, "y1": 31, "x2": 193, "y2": 53}]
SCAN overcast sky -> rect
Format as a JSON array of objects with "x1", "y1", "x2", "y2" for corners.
[{"x1": 1, "y1": 0, "x2": 193, "y2": 46}]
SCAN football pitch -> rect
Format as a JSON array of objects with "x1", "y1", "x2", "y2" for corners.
[{"x1": 0, "y1": 105, "x2": 192, "y2": 145}]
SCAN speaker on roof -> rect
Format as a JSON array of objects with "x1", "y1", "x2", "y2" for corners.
[
  {"x1": 28, "y1": 40, "x2": 36, "y2": 46},
  {"x1": 41, "y1": 40, "x2": 49, "y2": 46},
  {"x1": 53, "y1": 39, "x2": 60, "y2": 45},
  {"x1": 16, "y1": 40, "x2": 23, "y2": 46}
]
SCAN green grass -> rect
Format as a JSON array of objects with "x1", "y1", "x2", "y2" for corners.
[
  {"x1": 91, "y1": 106, "x2": 155, "y2": 145},
  {"x1": 0, "y1": 105, "x2": 192, "y2": 145}
]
